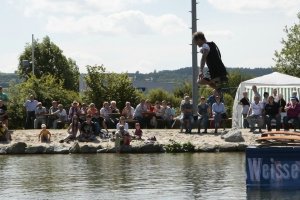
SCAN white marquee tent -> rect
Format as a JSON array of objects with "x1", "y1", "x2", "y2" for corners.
[{"x1": 232, "y1": 72, "x2": 300, "y2": 128}]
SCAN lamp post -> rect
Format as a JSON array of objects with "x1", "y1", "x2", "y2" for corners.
[
  {"x1": 32, "y1": 34, "x2": 34, "y2": 75},
  {"x1": 22, "y1": 34, "x2": 35, "y2": 75}
]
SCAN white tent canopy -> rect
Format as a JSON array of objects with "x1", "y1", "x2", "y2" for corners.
[{"x1": 232, "y1": 72, "x2": 300, "y2": 128}]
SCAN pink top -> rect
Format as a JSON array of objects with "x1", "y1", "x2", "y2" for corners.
[
  {"x1": 286, "y1": 102, "x2": 300, "y2": 117},
  {"x1": 134, "y1": 129, "x2": 143, "y2": 136}
]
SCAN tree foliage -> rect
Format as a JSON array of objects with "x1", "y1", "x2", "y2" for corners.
[
  {"x1": 145, "y1": 88, "x2": 182, "y2": 106},
  {"x1": 172, "y1": 81, "x2": 193, "y2": 98},
  {"x1": 17, "y1": 36, "x2": 80, "y2": 91},
  {"x1": 7, "y1": 74, "x2": 81, "y2": 129},
  {"x1": 84, "y1": 65, "x2": 142, "y2": 109},
  {"x1": 272, "y1": 13, "x2": 300, "y2": 76}
]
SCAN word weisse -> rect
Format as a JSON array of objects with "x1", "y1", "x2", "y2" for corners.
[{"x1": 247, "y1": 158, "x2": 300, "y2": 181}]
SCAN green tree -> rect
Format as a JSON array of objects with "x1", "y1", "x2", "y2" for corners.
[
  {"x1": 18, "y1": 36, "x2": 80, "y2": 91},
  {"x1": 146, "y1": 88, "x2": 182, "y2": 107},
  {"x1": 226, "y1": 70, "x2": 255, "y2": 98},
  {"x1": 7, "y1": 73, "x2": 81, "y2": 129},
  {"x1": 172, "y1": 81, "x2": 193, "y2": 98},
  {"x1": 272, "y1": 13, "x2": 300, "y2": 76},
  {"x1": 84, "y1": 65, "x2": 142, "y2": 109}
]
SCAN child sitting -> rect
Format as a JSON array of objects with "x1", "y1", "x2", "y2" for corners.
[
  {"x1": 134, "y1": 123, "x2": 143, "y2": 139},
  {"x1": 39, "y1": 124, "x2": 51, "y2": 142},
  {"x1": 115, "y1": 131, "x2": 122, "y2": 153}
]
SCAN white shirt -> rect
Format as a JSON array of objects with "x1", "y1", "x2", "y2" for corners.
[
  {"x1": 249, "y1": 101, "x2": 264, "y2": 115},
  {"x1": 116, "y1": 123, "x2": 129, "y2": 131},
  {"x1": 55, "y1": 109, "x2": 67, "y2": 119},
  {"x1": 273, "y1": 95, "x2": 279, "y2": 103},
  {"x1": 200, "y1": 43, "x2": 210, "y2": 53}
]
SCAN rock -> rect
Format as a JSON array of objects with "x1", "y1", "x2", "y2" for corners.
[
  {"x1": 237, "y1": 143, "x2": 247, "y2": 151},
  {"x1": 45, "y1": 145, "x2": 69, "y2": 154},
  {"x1": 120, "y1": 145, "x2": 133, "y2": 153},
  {"x1": 0, "y1": 147, "x2": 6, "y2": 154},
  {"x1": 79, "y1": 144, "x2": 97, "y2": 153},
  {"x1": 197, "y1": 143, "x2": 215, "y2": 152},
  {"x1": 141, "y1": 143, "x2": 162, "y2": 153},
  {"x1": 220, "y1": 130, "x2": 229, "y2": 139},
  {"x1": 25, "y1": 145, "x2": 45, "y2": 154},
  {"x1": 69, "y1": 142, "x2": 80, "y2": 153},
  {"x1": 6, "y1": 142, "x2": 27, "y2": 154},
  {"x1": 224, "y1": 129, "x2": 244, "y2": 142},
  {"x1": 218, "y1": 143, "x2": 238, "y2": 152},
  {"x1": 97, "y1": 148, "x2": 108, "y2": 153},
  {"x1": 160, "y1": 145, "x2": 166, "y2": 153}
]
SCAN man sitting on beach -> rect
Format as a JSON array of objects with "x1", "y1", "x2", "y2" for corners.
[
  {"x1": 78, "y1": 114, "x2": 96, "y2": 142},
  {"x1": 34, "y1": 102, "x2": 46, "y2": 129}
]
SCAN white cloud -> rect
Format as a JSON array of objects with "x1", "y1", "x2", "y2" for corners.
[
  {"x1": 208, "y1": 0, "x2": 300, "y2": 16},
  {"x1": 204, "y1": 30, "x2": 233, "y2": 39},
  {"x1": 10, "y1": 0, "x2": 155, "y2": 16},
  {"x1": 45, "y1": 10, "x2": 187, "y2": 36}
]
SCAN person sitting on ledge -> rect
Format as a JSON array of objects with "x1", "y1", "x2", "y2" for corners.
[
  {"x1": 78, "y1": 114, "x2": 96, "y2": 142},
  {"x1": 246, "y1": 95, "x2": 264, "y2": 133},
  {"x1": 116, "y1": 116, "x2": 128, "y2": 131},
  {"x1": 133, "y1": 123, "x2": 143, "y2": 139},
  {"x1": 283, "y1": 96, "x2": 300, "y2": 131},
  {"x1": 212, "y1": 96, "x2": 227, "y2": 133},
  {"x1": 119, "y1": 125, "x2": 130, "y2": 146},
  {"x1": 264, "y1": 96, "x2": 281, "y2": 131},
  {"x1": 197, "y1": 97, "x2": 209, "y2": 134},
  {"x1": 180, "y1": 96, "x2": 194, "y2": 133},
  {"x1": 0, "y1": 120, "x2": 11, "y2": 143},
  {"x1": 64, "y1": 116, "x2": 81, "y2": 141},
  {"x1": 38, "y1": 124, "x2": 51, "y2": 142}
]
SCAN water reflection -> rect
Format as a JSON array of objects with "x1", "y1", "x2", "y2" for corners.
[{"x1": 0, "y1": 153, "x2": 298, "y2": 199}]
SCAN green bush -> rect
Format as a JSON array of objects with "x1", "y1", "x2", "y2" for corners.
[{"x1": 7, "y1": 74, "x2": 81, "y2": 129}]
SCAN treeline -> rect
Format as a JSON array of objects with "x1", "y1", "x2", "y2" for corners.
[
  {"x1": 0, "y1": 73, "x2": 21, "y2": 88},
  {"x1": 129, "y1": 67, "x2": 273, "y2": 83}
]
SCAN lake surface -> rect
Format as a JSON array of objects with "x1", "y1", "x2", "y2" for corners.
[{"x1": 0, "y1": 153, "x2": 299, "y2": 199}]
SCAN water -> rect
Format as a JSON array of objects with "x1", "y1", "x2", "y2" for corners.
[{"x1": 0, "y1": 153, "x2": 298, "y2": 199}]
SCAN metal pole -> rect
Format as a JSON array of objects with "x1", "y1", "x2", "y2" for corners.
[
  {"x1": 191, "y1": 0, "x2": 198, "y2": 115},
  {"x1": 32, "y1": 34, "x2": 34, "y2": 75}
]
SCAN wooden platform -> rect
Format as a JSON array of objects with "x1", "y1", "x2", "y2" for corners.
[
  {"x1": 256, "y1": 136, "x2": 300, "y2": 143},
  {"x1": 261, "y1": 131, "x2": 300, "y2": 137}
]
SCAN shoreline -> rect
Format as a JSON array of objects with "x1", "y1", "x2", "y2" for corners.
[{"x1": 0, "y1": 128, "x2": 261, "y2": 154}]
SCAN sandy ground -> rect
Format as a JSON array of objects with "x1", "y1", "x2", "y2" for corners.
[{"x1": 0, "y1": 128, "x2": 262, "y2": 149}]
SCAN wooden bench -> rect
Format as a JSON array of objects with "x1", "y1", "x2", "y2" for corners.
[
  {"x1": 126, "y1": 119, "x2": 139, "y2": 129},
  {"x1": 208, "y1": 117, "x2": 232, "y2": 130}
]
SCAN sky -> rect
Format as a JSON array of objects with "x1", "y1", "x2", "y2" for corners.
[{"x1": 1, "y1": 0, "x2": 300, "y2": 74}]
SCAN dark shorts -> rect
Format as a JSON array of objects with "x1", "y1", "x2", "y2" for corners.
[
  {"x1": 203, "y1": 76, "x2": 227, "y2": 82},
  {"x1": 78, "y1": 134, "x2": 95, "y2": 140},
  {"x1": 0, "y1": 131, "x2": 8, "y2": 141},
  {"x1": 0, "y1": 115, "x2": 8, "y2": 121}
]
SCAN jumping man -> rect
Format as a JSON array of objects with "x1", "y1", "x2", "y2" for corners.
[{"x1": 193, "y1": 31, "x2": 228, "y2": 99}]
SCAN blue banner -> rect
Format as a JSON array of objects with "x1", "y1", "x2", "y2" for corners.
[{"x1": 246, "y1": 147, "x2": 300, "y2": 189}]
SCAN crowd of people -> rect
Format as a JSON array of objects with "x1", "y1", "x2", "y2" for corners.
[{"x1": 239, "y1": 85, "x2": 300, "y2": 133}]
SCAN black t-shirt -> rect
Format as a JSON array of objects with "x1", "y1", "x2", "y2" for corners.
[
  {"x1": 239, "y1": 97, "x2": 250, "y2": 106},
  {"x1": 278, "y1": 99, "x2": 286, "y2": 112},
  {"x1": 81, "y1": 121, "x2": 95, "y2": 135},
  {"x1": 265, "y1": 102, "x2": 280, "y2": 116},
  {"x1": 0, "y1": 104, "x2": 7, "y2": 115}
]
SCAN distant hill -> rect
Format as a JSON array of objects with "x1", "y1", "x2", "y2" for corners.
[
  {"x1": 0, "y1": 72, "x2": 22, "y2": 88},
  {"x1": 129, "y1": 67, "x2": 274, "y2": 83},
  {"x1": 0, "y1": 67, "x2": 273, "y2": 88}
]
